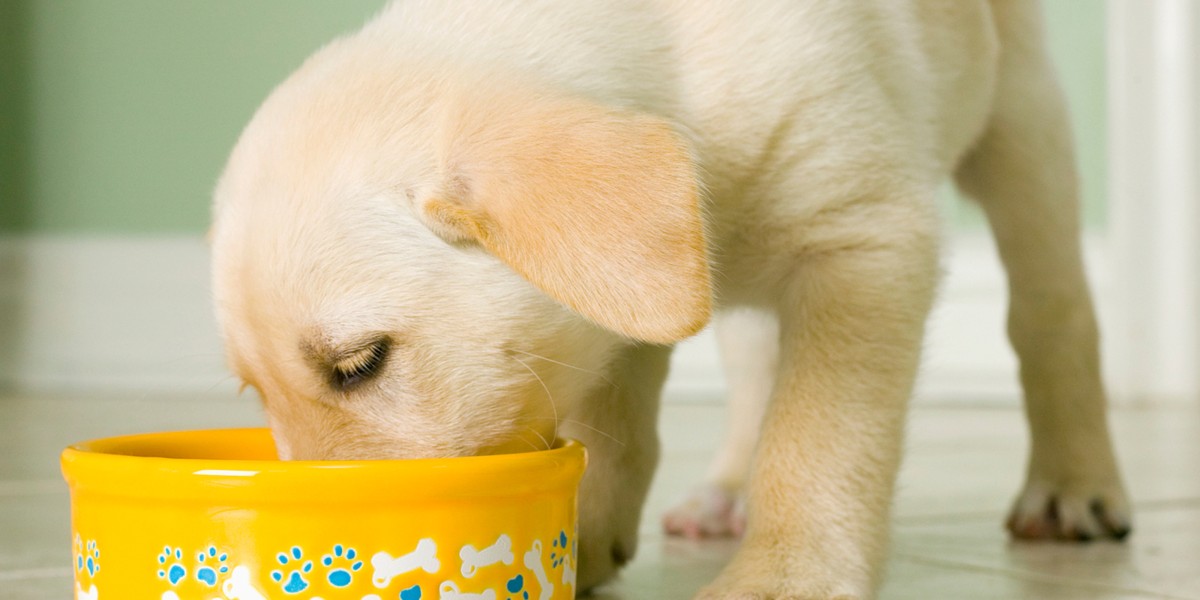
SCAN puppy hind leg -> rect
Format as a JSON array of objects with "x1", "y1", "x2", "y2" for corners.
[
  {"x1": 663, "y1": 307, "x2": 777, "y2": 538},
  {"x1": 954, "y1": 0, "x2": 1130, "y2": 542}
]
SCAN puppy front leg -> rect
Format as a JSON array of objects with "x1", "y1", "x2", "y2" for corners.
[
  {"x1": 699, "y1": 228, "x2": 938, "y2": 600},
  {"x1": 559, "y1": 343, "x2": 671, "y2": 592}
]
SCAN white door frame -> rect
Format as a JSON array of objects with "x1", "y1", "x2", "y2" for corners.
[{"x1": 1106, "y1": 0, "x2": 1200, "y2": 404}]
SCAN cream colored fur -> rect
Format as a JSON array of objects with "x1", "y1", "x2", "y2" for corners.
[{"x1": 211, "y1": 1, "x2": 1131, "y2": 598}]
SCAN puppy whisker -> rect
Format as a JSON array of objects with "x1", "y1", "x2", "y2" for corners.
[
  {"x1": 525, "y1": 416, "x2": 626, "y2": 449},
  {"x1": 509, "y1": 348, "x2": 612, "y2": 384},
  {"x1": 525, "y1": 426, "x2": 552, "y2": 452},
  {"x1": 511, "y1": 356, "x2": 560, "y2": 446},
  {"x1": 130, "y1": 372, "x2": 240, "y2": 404},
  {"x1": 206, "y1": 373, "x2": 239, "y2": 392}
]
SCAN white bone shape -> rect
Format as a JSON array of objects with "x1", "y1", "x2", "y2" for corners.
[
  {"x1": 372, "y1": 538, "x2": 440, "y2": 588},
  {"x1": 75, "y1": 582, "x2": 98, "y2": 600},
  {"x1": 439, "y1": 581, "x2": 496, "y2": 600},
  {"x1": 221, "y1": 565, "x2": 268, "y2": 600},
  {"x1": 523, "y1": 540, "x2": 553, "y2": 600},
  {"x1": 561, "y1": 554, "x2": 576, "y2": 590},
  {"x1": 161, "y1": 591, "x2": 220, "y2": 600},
  {"x1": 459, "y1": 534, "x2": 514, "y2": 577}
]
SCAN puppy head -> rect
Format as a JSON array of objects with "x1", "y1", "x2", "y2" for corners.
[{"x1": 211, "y1": 53, "x2": 710, "y2": 460}]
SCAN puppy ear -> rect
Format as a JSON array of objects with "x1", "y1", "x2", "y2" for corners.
[{"x1": 418, "y1": 96, "x2": 711, "y2": 344}]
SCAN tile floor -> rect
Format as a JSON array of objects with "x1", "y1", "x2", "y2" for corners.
[{"x1": 2, "y1": 391, "x2": 1197, "y2": 599}]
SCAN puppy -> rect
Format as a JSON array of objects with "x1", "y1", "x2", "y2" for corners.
[{"x1": 210, "y1": 1, "x2": 1131, "y2": 597}]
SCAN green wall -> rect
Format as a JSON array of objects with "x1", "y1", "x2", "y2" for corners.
[
  {"x1": 0, "y1": 1, "x2": 32, "y2": 230},
  {"x1": 944, "y1": 0, "x2": 1108, "y2": 230},
  {"x1": 0, "y1": 0, "x2": 385, "y2": 233},
  {"x1": 1044, "y1": 0, "x2": 1107, "y2": 229},
  {"x1": 0, "y1": 0, "x2": 1106, "y2": 234}
]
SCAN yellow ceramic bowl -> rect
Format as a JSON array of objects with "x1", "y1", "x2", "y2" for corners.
[{"x1": 61, "y1": 428, "x2": 586, "y2": 600}]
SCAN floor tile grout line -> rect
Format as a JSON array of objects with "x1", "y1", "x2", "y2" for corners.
[
  {"x1": 894, "y1": 496, "x2": 1200, "y2": 526},
  {"x1": 892, "y1": 553, "x2": 1194, "y2": 600},
  {"x1": 0, "y1": 567, "x2": 72, "y2": 581}
]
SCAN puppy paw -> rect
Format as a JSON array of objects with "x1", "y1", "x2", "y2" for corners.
[
  {"x1": 692, "y1": 538, "x2": 869, "y2": 600},
  {"x1": 663, "y1": 485, "x2": 746, "y2": 538},
  {"x1": 1007, "y1": 476, "x2": 1132, "y2": 541},
  {"x1": 694, "y1": 591, "x2": 859, "y2": 600}
]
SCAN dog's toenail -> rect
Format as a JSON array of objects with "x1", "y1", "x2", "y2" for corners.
[{"x1": 611, "y1": 542, "x2": 630, "y2": 566}]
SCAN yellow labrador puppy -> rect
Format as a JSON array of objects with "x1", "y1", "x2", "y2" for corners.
[{"x1": 211, "y1": 0, "x2": 1131, "y2": 597}]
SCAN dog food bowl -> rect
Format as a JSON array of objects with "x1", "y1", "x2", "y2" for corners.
[{"x1": 60, "y1": 428, "x2": 586, "y2": 600}]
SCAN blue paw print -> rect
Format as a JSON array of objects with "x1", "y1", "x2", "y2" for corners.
[
  {"x1": 157, "y1": 546, "x2": 186, "y2": 585},
  {"x1": 78, "y1": 540, "x2": 100, "y2": 577},
  {"x1": 550, "y1": 531, "x2": 569, "y2": 568},
  {"x1": 195, "y1": 546, "x2": 229, "y2": 587},
  {"x1": 271, "y1": 546, "x2": 313, "y2": 594},
  {"x1": 506, "y1": 574, "x2": 529, "y2": 600},
  {"x1": 320, "y1": 544, "x2": 363, "y2": 588},
  {"x1": 400, "y1": 583, "x2": 423, "y2": 600}
]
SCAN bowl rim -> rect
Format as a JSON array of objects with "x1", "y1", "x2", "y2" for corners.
[{"x1": 61, "y1": 427, "x2": 587, "y2": 503}]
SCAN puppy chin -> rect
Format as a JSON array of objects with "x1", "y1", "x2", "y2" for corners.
[
  {"x1": 275, "y1": 429, "x2": 556, "y2": 461},
  {"x1": 476, "y1": 426, "x2": 560, "y2": 456}
]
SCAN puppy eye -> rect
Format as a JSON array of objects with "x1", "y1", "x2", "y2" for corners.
[{"x1": 330, "y1": 338, "x2": 390, "y2": 391}]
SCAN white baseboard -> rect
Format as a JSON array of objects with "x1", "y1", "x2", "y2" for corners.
[
  {"x1": 0, "y1": 236, "x2": 233, "y2": 394},
  {"x1": 0, "y1": 233, "x2": 1112, "y2": 405},
  {"x1": 668, "y1": 233, "x2": 1044, "y2": 405}
]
